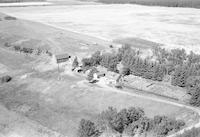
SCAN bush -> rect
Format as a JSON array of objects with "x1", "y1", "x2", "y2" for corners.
[
  {"x1": 4, "y1": 42, "x2": 11, "y2": 47},
  {"x1": 14, "y1": 45, "x2": 21, "y2": 51},
  {"x1": 1, "y1": 75, "x2": 12, "y2": 83},
  {"x1": 72, "y1": 56, "x2": 79, "y2": 70},
  {"x1": 4, "y1": 16, "x2": 17, "y2": 20}
]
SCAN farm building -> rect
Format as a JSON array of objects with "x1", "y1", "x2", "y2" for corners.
[
  {"x1": 93, "y1": 72, "x2": 106, "y2": 80},
  {"x1": 55, "y1": 53, "x2": 71, "y2": 64}
]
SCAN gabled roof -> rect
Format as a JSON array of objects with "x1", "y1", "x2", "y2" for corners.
[{"x1": 55, "y1": 53, "x2": 71, "y2": 60}]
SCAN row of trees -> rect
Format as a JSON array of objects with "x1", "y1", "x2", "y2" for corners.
[
  {"x1": 77, "y1": 107, "x2": 185, "y2": 137},
  {"x1": 12, "y1": 45, "x2": 52, "y2": 56}
]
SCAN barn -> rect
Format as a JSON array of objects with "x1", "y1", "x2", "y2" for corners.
[{"x1": 55, "y1": 53, "x2": 71, "y2": 64}]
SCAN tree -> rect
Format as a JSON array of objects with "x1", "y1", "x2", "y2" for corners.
[
  {"x1": 100, "y1": 54, "x2": 119, "y2": 72},
  {"x1": 72, "y1": 57, "x2": 79, "y2": 70},
  {"x1": 77, "y1": 119, "x2": 100, "y2": 137},
  {"x1": 187, "y1": 51, "x2": 200, "y2": 65},
  {"x1": 189, "y1": 85, "x2": 200, "y2": 106},
  {"x1": 127, "y1": 107, "x2": 145, "y2": 123},
  {"x1": 1, "y1": 75, "x2": 12, "y2": 83},
  {"x1": 168, "y1": 48, "x2": 187, "y2": 65},
  {"x1": 97, "y1": 107, "x2": 118, "y2": 132},
  {"x1": 121, "y1": 66, "x2": 130, "y2": 76},
  {"x1": 186, "y1": 76, "x2": 200, "y2": 95},
  {"x1": 171, "y1": 65, "x2": 189, "y2": 87},
  {"x1": 87, "y1": 67, "x2": 98, "y2": 81},
  {"x1": 91, "y1": 51, "x2": 102, "y2": 66}
]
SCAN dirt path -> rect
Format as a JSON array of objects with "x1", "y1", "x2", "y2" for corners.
[{"x1": 97, "y1": 80, "x2": 200, "y2": 137}]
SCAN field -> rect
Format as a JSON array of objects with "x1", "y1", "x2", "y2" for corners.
[
  {"x1": 1, "y1": 4, "x2": 200, "y2": 52},
  {"x1": 0, "y1": 1, "x2": 200, "y2": 137}
]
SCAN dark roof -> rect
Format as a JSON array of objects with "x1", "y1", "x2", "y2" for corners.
[{"x1": 55, "y1": 53, "x2": 71, "y2": 60}]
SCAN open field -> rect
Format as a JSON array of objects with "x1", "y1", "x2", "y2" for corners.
[{"x1": 1, "y1": 4, "x2": 200, "y2": 52}]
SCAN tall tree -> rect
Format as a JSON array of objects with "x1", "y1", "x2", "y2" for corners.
[{"x1": 72, "y1": 56, "x2": 79, "y2": 70}]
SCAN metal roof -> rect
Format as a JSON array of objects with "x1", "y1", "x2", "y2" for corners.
[{"x1": 55, "y1": 53, "x2": 71, "y2": 60}]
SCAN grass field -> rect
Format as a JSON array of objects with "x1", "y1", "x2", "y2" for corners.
[
  {"x1": 0, "y1": 70, "x2": 198, "y2": 137},
  {"x1": 1, "y1": 4, "x2": 200, "y2": 52},
  {"x1": 98, "y1": 0, "x2": 200, "y2": 8}
]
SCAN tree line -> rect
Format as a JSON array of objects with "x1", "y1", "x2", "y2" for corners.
[
  {"x1": 3, "y1": 42, "x2": 52, "y2": 56},
  {"x1": 77, "y1": 107, "x2": 185, "y2": 137},
  {"x1": 98, "y1": 0, "x2": 200, "y2": 9}
]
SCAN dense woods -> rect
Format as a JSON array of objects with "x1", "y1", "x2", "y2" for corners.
[
  {"x1": 98, "y1": 0, "x2": 200, "y2": 8},
  {"x1": 81, "y1": 45, "x2": 200, "y2": 107},
  {"x1": 77, "y1": 107, "x2": 185, "y2": 137}
]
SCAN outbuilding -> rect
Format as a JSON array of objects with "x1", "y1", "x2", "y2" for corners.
[
  {"x1": 93, "y1": 72, "x2": 105, "y2": 80},
  {"x1": 55, "y1": 53, "x2": 71, "y2": 64}
]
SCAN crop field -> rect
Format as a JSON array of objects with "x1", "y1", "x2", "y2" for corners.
[{"x1": 1, "y1": 4, "x2": 200, "y2": 52}]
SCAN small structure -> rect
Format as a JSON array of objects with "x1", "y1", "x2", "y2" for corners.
[
  {"x1": 74, "y1": 66, "x2": 83, "y2": 73},
  {"x1": 55, "y1": 53, "x2": 71, "y2": 64},
  {"x1": 93, "y1": 72, "x2": 106, "y2": 80}
]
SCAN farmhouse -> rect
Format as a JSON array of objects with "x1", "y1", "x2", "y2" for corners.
[{"x1": 55, "y1": 53, "x2": 71, "y2": 64}]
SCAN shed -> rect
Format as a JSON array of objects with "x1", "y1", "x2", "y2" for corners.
[
  {"x1": 97, "y1": 72, "x2": 106, "y2": 78},
  {"x1": 93, "y1": 72, "x2": 105, "y2": 80},
  {"x1": 56, "y1": 53, "x2": 71, "y2": 63}
]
